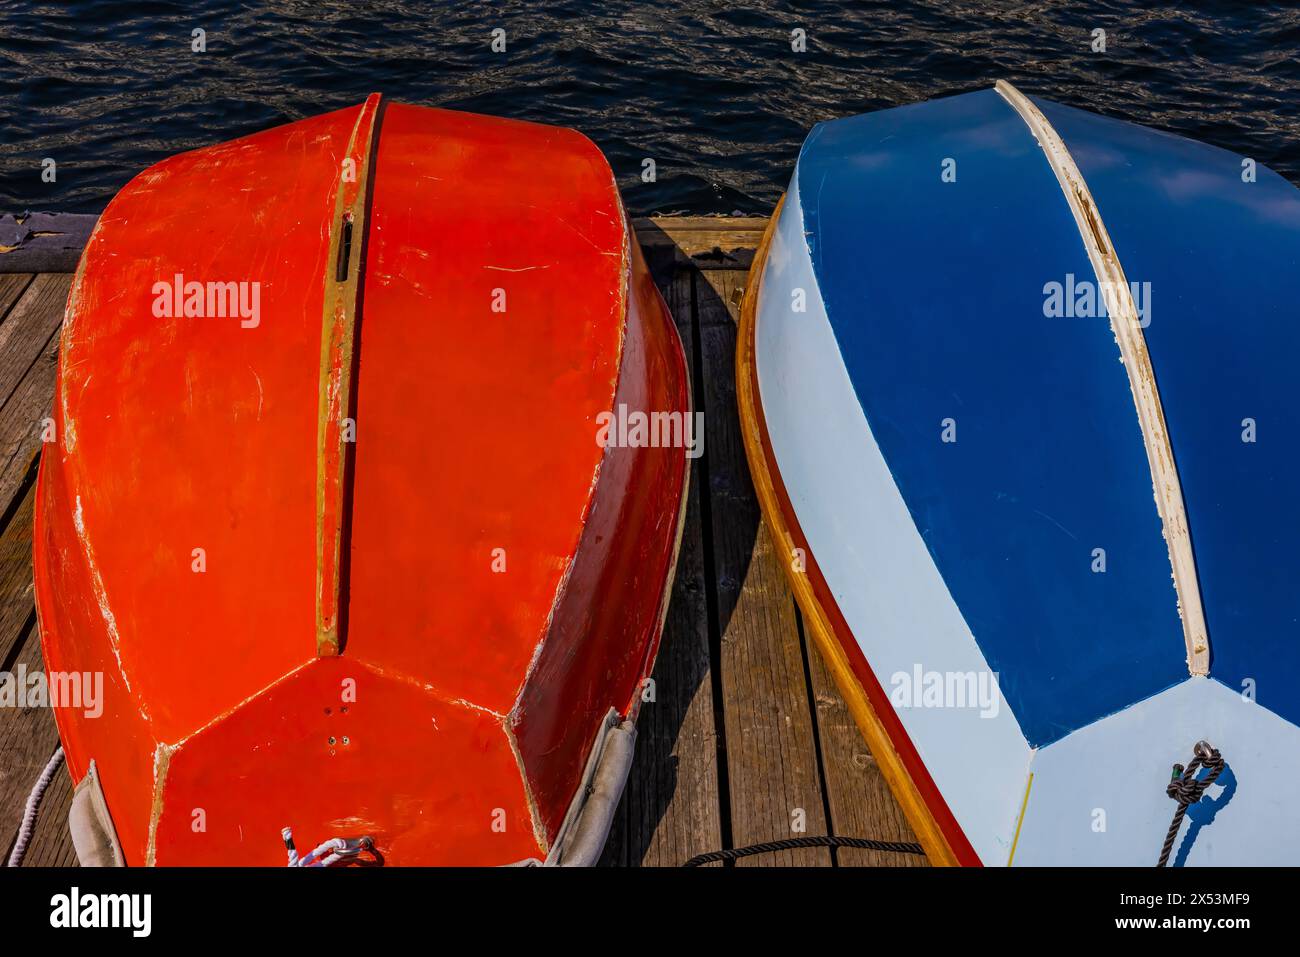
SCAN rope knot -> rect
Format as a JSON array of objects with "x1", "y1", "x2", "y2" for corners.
[
  {"x1": 1157, "y1": 740, "x2": 1225, "y2": 866},
  {"x1": 282, "y1": 825, "x2": 381, "y2": 867},
  {"x1": 1165, "y1": 774, "x2": 1211, "y2": 806},
  {"x1": 1165, "y1": 740, "x2": 1224, "y2": 806}
]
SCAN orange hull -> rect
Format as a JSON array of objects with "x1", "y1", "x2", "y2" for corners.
[{"x1": 33, "y1": 97, "x2": 690, "y2": 866}]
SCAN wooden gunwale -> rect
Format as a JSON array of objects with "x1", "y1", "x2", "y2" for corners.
[{"x1": 734, "y1": 194, "x2": 972, "y2": 866}]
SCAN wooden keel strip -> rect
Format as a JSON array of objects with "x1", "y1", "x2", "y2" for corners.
[
  {"x1": 995, "y1": 80, "x2": 1210, "y2": 676},
  {"x1": 316, "y1": 93, "x2": 383, "y2": 658}
]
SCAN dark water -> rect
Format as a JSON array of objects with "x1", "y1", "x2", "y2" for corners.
[{"x1": 2, "y1": 1, "x2": 1298, "y2": 216}]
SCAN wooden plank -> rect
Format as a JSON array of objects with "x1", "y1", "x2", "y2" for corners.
[
  {"x1": 0, "y1": 622, "x2": 65, "y2": 860},
  {"x1": 0, "y1": 274, "x2": 34, "y2": 322},
  {"x1": 635, "y1": 217, "x2": 768, "y2": 257},
  {"x1": 17, "y1": 761, "x2": 76, "y2": 867},
  {"x1": 696, "y1": 266, "x2": 831, "y2": 865},
  {"x1": 634, "y1": 218, "x2": 765, "y2": 274},
  {"x1": 0, "y1": 312, "x2": 61, "y2": 520},
  {"x1": 0, "y1": 274, "x2": 68, "y2": 410},
  {"x1": 0, "y1": 213, "x2": 95, "y2": 273},
  {"x1": 0, "y1": 479, "x2": 36, "y2": 668},
  {"x1": 0, "y1": 276, "x2": 60, "y2": 865},
  {"x1": 805, "y1": 634, "x2": 925, "y2": 866},
  {"x1": 727, "y1": 213, "x2": 937, "y2": 866},
  {"x1": 605, "y1": 458, "x2": 720, "y2": 865},
  {"x1": 0, "y1": 274, "x2": 97, "y2": 866},
  {"x1": 602, "y1": 262, "x2": 722, "y2": 867}
]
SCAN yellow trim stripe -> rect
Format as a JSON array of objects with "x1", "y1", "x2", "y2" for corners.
[{"x1": 1008, "y1": 772, "x2": 1034, "y2": 866}]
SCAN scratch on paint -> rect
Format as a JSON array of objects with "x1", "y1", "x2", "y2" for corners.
[
  {"x1": 510, "y1": 628, "x2": 557, "y2": 722},
  {"x1": 145, "y1": 742, "x2": 176, "y2": 866},
  {"x1": 347, "y1": 656, "x2": 506, "y2": 720},
  {"x1": 60, "y1": 214, "x2": 110, "y2": 453},
  {"x1": 483, "y1": 264, "x2": 552, "y2": 273},
  {"x1": 450, "y1": 696, "x2": 504, "y2": 719},
  {"x1": 249, "y1": 366, "x2": 264, "y2": 420},
  {"x1": 328, "y1": 816, "x2": 380, "y2": 831},
  {"x1": 523, "y1": 203, "x2": 607, "y2": 256},
  {"x1": 504, "y1": 719, "x2": 550, "y2": 855},
  {"x1": 169, "y1": 659, "x2": 316, "y2": 749},
  {"x1": 1032, "y1": 508, "x2": 1078, "y2": 541},
  {"x1": 73, "y1": 495, "x2": 138, "y2": 704}
]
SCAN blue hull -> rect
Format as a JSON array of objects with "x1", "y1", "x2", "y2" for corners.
[{"x1": 746, "y1": 83, "x2": 1300, "y2": 865}]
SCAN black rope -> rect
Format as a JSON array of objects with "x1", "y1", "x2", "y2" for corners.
[
  {"x1": 683, "y1": 741, "x2": 1227, "y2": 869},
  {"x1": 1157, "y1": 740, "x2": 1225, "y2": 868},
  {"x1": 683, "y1": 835, "x2": 925, "y2": 867}
]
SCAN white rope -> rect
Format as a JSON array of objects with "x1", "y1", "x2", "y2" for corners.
[
  {"x1": 282, "y1": 825, "x2": 375, "y2": 867},
  {"x1": 6, "y1": 746, "x2": 64, "y2": 867}
]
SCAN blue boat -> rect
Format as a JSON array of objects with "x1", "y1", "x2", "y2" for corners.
[{"x1": 737, "y1": 81, "x2": 1300, "y2": 866}]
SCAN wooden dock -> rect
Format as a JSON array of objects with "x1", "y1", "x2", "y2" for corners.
[{"x1": 0, "y1": 217, "x2": 922, "y2": 867}]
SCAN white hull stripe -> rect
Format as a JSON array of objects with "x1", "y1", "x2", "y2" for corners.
[{"x1": 995, "y1": 80, "x2": 1210, "y2": 677}]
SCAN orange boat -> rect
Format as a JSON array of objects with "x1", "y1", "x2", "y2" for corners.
[{"x1": 33, "y1": 95, "x2": 691, "y2": 866}]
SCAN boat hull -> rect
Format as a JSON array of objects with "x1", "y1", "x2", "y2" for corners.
[
  {"x1": 740, "y1": 86, "x2": 1300, "y2": 866},
  {"x1": 35, "y1": 99, "x2": 691, "y2": 866}
]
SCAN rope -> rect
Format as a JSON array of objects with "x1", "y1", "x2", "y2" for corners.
[
  {"x1": 683, "y1": 835, "x2": 925, "y2": 867},
  {"x1": 6, "y1": 747, "x2": 65, "y2": 867},
  {"x1": 1157, "y1": 740, "x2": 1225, "y2": 868},
  {"x1": 282, "y1": 826, "x2": 381, "y2": 867}
]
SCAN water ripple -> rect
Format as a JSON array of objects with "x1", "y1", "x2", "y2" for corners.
[{"x1": 1, "y1": 0, "x2": 1296, "y2": 215}]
